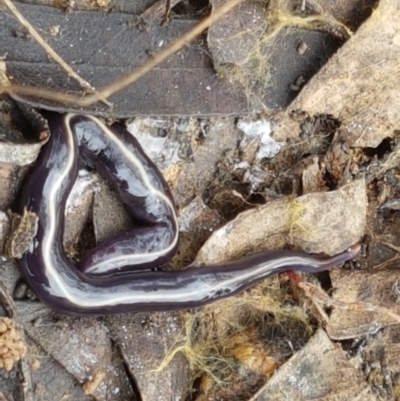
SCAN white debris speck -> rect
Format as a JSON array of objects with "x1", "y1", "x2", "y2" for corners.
[
  {"x1": 237, "y1": 119, "x2": 284, "y2": 159},
  {"x1": 178, "y1": 197, "x2": 208, "y2": 232},
  {"x1": 233, "y1": 161, "x2": 250, "y2": 170},
  {"x1": 65, "y1": 169, "x2": 98, "y2": 213},
  {"x1": 127, "y1": 118, "x2": 181, "y2": 170}
]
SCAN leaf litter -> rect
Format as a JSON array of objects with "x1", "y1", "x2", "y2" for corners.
[{"x1": 1, "y1": 0, "x2": 400, "y2": 400}]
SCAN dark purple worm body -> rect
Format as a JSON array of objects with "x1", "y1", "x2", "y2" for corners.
[
  {"x1": 71, "y1": 115, "x2": 178, "y2": 276},
  {"x1": 17, "y1": 112, "x2": 360, "y2": 316}
]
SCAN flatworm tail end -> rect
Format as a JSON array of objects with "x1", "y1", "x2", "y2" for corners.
[
  {"x1": 348, "y1": 243, "x2": 361, "y2": 258},
  {"x1": 316, "y1": 243, "x2": 361, "y2": 271}
]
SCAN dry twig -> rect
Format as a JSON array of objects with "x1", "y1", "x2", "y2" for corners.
[{"x1": 2, "y1": 0, "x2": 111, "y2": 106}]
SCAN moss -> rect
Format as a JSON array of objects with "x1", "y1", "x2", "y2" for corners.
[{"x1": 0, "y1": 317, "x2": 27, "y2": 371}]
